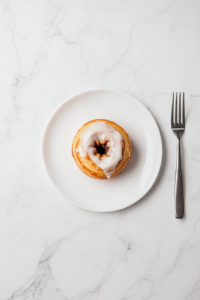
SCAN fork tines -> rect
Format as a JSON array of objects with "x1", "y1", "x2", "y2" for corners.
[{"x1": 171, "y1": 92, "x2": 185, "y2": 128}]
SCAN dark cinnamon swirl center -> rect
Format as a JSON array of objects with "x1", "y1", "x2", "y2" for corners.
[{"x1": 94, "y1": 141, "x2": 109, "y2": 157}]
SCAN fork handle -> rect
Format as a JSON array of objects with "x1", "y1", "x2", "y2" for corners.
[{"x1": 175, "y1": 137, "x2": 184, "y2": 218}]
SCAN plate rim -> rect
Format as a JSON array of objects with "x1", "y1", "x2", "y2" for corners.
[{"x1": 42, "y1": 88, "x2": 163, "y2": 212}]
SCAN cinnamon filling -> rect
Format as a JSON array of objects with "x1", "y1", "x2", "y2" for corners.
[{"x1": 94, "y1": 141, "x2": 109, "y2": 157}]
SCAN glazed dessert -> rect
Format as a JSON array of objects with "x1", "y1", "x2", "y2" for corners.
[{"x1": 72, "y1": 119, "x2": 132, "y2": 179}]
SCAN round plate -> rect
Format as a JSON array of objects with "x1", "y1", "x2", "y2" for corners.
[{"x1": 43, "y1": 89, "x2": 162, "y2": 212}]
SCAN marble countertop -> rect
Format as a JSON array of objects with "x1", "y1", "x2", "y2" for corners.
[{"x1": 1, "y1": 0, "x2": 200, "y2": 299}]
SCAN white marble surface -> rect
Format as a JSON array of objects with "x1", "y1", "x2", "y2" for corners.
[{"x1": 0, "y1": 0, "x2": 200, "y2": 299}]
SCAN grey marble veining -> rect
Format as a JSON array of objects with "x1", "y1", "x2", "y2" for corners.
[{"x1": 0, "y1": 0, "x2": 200, "y2": 299}]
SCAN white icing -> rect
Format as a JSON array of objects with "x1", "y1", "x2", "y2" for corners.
[{"x1": 76, "y1": 121, "x2": 124, "y2": 178}]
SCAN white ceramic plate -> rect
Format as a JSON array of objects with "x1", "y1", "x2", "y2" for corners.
[{"x1": 43, "y1": 89, "x2": 162, "y2": 212}]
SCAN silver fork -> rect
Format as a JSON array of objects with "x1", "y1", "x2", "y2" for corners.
[{"x1": 171, "y1": 92, "x2": 185, "y2": 218}]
